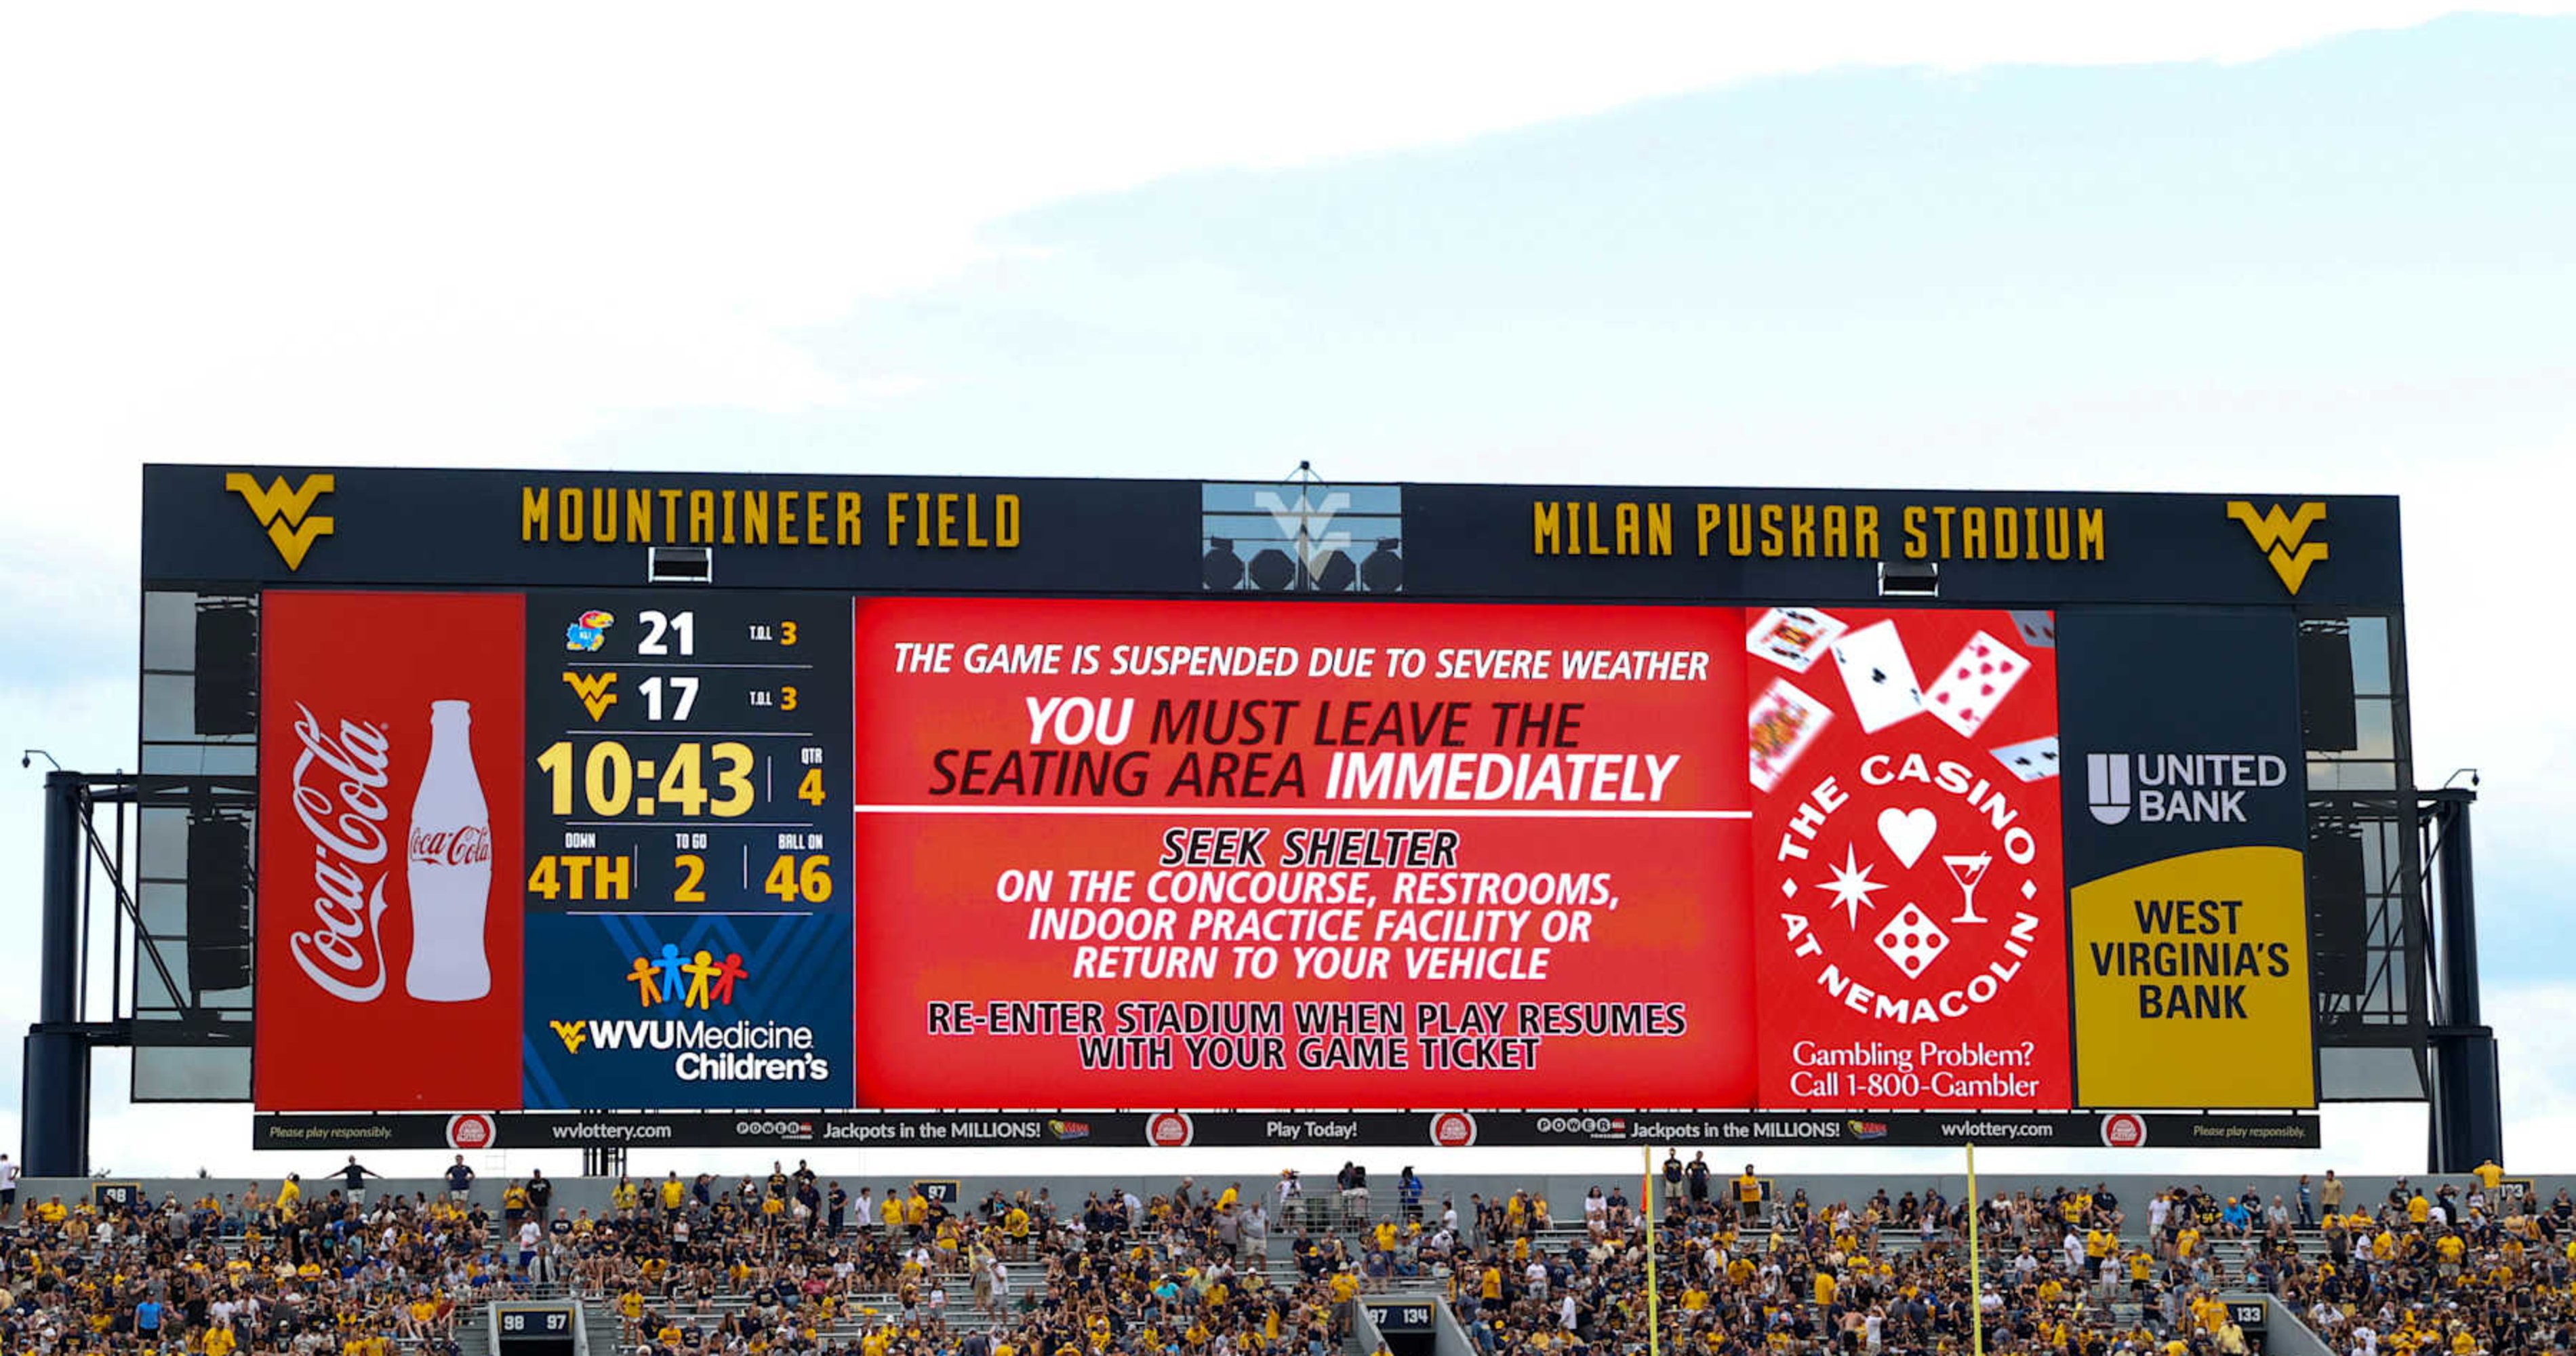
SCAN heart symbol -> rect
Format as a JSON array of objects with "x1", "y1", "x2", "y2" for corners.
[{"x1": 1876, "y1": 807, "x2": 1937, "y2": 868}]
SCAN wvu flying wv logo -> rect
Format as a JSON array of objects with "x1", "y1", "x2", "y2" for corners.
[
  {"x1": 2227, "y1": 501, "x2": 2328, "y2": 595},
  {"x1": 226, "y1": 473, "x2": 336, "y2": 570},
  {"x1": 561, "y1": 671, "x2": 619, "y2": 721},
  {"x1": 548, "y1": 945, "x2": 748, "y2": 1054}
]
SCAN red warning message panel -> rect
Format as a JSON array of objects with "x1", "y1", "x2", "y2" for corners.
[
  {"x1": 1743, "y1": 606, "x2": 2069, "y2": 1109},
  {"x1": 850, "y1": 598, "x2": 1756, "y2": 1110}
]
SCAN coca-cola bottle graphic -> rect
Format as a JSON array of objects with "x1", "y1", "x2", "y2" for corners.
[{"x1": 405, "y1": 699, "x2": 493, "y2": 1001}]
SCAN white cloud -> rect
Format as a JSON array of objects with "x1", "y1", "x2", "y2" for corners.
[{"x1": 5, "y1": 3, "x2": 2571, "y2": 500}]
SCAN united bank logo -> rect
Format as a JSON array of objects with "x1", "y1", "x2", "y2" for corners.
[
  {"x1": 543, "y1": 944, "x2": 826, "y2": 1085},
  {"x1": 2226, "y1": 501, "x2": 2328, "y2": 595},
  {"x1": 226, "y1": 473, "x2": 337, "y2": 570},
  {"x1": 2086, "y1": 752, "x2": 2291, "y2": 826},
  {"x1": 2085, "y1": 754, "x2": 2133, "y2": 826}
]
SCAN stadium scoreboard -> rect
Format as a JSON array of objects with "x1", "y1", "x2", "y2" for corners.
[{"x1": 136, "y1": 466, "x2": 2410, "y2": 1151}]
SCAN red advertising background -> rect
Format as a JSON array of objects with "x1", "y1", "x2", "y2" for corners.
[
  {"x1": 254, "y1": 591, "x2": 524, "y2": 1111},
  {"x1": 850, "y1": 597, "x2": 1754, "y2": 1109},
  {"x1": 1745, "y1": 607, "x2": 2070, "y2": 1109}
]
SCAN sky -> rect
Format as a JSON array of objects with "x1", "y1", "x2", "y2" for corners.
[{"x1": 3, "y1": 1, "x2": 2575, "y2": 1182}]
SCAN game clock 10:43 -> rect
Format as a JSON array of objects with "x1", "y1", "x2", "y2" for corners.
[
  {"x1": 532, "y1": 738, "x2": 763, "y2": 818},
  {"x1": 522, "y1": 591, "x2": 852, "y2": 917}
]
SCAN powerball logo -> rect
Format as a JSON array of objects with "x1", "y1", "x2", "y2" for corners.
[{"x1": 546, "y1": 946, "x2": 831, "y2": 1085}]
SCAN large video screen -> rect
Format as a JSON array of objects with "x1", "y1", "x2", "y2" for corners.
[{"x1": 251, "y1": 591, "x2": 2313, "y2": 1115}]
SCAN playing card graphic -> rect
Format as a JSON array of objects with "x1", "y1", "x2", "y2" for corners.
[
  {"x1": 1748, "y1": 678, "x2": 1832, "y2": 793},
  {"x1": 1923, "y1": 631, "x2": 2032, "y2": 738},
  {"x1": 1747, "y1": 606, "x2": 1847, "y2": 673},
  {"x1": 1830, "y1": 620, "x2": 1926, "y2": 734},
  {"x1": 1989, "y1": 734, "x2": 2061, "y2": 782},
  {"x1": 2011, "y1": 610, "x2": 2057, "y2": 650}
]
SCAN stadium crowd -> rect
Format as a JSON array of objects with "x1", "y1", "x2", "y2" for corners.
[{"x1": 0, "y1": 1155, "x2": 2558, "y2": 1356}]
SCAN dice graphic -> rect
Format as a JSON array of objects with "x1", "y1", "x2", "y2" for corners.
[{"x1": 1874, "y1": 903, "x2": 1949, "y2": 978}]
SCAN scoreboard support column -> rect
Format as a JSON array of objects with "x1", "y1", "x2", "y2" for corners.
[
  {"x1": 23, "y1": 771, "x2": 91, "y2": 1178},
  {"x1": 2424, "y1": 788, "x2": 2503, "y2": 1173}
]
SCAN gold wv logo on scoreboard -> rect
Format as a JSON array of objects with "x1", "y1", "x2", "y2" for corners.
[
  {"x1": 2226, "y1": 500, "x2": 2329, "y2": 594},
  {"x1": 561, "y1": 671, "x2": 620, "y2": 720},
  {"x1": 225, "y1": 473, "x2": 336, "y2": 570}
]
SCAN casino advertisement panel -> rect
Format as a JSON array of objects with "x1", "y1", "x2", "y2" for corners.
[
  {"x1": 519, "y1": 592, "x2": 854, "y2": 1110},
  {"x1": 1744, "y1": 606, "x2": 2071, "y2": 1110},
  {"x1": 254, "y1": 591, "x2": 526, "y2": 1111},
  {"x1": 849, "y1": 597, "x2": 1758, "y2": 1109}
]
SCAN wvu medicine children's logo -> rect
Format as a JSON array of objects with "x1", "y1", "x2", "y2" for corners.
[
  {"x1": 2227, "y1": 501, "x2": 2328, "y2": 595},
  {"x1": 225, "y1": 473, "x2": 336, "y2": 570},
  {"x1": 548, "y1": 944, "x2": 747, "y2": 1054}
]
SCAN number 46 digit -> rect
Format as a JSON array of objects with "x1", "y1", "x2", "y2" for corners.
[{"x1": 765, "y1": 854, "x2": 832, "y2": 903}]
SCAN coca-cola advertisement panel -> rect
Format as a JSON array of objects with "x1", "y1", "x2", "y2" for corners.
[{"x1": 254, "y1": 591, "x2": 525, "y2": 1111}]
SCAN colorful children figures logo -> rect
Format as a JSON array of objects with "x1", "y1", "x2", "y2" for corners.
[{"x1": 625, "y1": 944, "x2": 749, "y2": 1010}]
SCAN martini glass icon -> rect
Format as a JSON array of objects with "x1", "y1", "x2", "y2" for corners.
[{"x1": 1942, "y1": 853, "x2": 1992, "y2": 925}]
